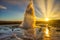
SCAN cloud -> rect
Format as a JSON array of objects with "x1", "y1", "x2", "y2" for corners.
[{"x1": 0, "y1": 5, "x2": 7, "y2": 9}]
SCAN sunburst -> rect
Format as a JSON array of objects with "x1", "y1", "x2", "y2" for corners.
[{"x1": 34, "y1": 0, "x2": 59, "y2": 20}]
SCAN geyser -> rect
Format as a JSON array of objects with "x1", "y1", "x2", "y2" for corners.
[
  {"x1": 23, "y1": 0, "x2": 36, "y2": 29},
  {"x1": 23, "y1": 0, "x2": 36, "y2": 39}
]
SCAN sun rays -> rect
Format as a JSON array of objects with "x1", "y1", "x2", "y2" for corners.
[{"x1": 34, "y1": 0, "x2": 60, "y2": 20}]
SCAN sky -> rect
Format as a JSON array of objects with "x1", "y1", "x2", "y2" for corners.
[{"x1": 0, "y1": 0, "x2": 60, "y2": 21}]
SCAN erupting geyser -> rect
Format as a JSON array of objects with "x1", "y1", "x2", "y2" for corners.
[
  {"x1": 23, "y1": 0, "x2": 36, "y2": 29},
  {"x1": 23, "y1": 0, "x2": 36, "y2": 39}
]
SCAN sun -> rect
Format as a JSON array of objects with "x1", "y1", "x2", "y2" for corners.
[{"x1": 45, "y1": 18, "x2": 49, "y2": 21}]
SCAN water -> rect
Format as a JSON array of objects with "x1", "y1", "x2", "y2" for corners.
[{"x1": 0, "y1": 24, "x2": 60, "y2": 40}]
